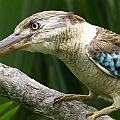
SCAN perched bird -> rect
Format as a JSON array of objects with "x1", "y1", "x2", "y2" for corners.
[{"x1": 0, "y1": 11, "x2": 120, "y2": 120}]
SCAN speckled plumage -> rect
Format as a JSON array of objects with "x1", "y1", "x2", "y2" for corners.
[
  {"x1": 92, "y1": 51, "x2": 120, "y2": 77},
  {"x1": 0, "y1": 11, "x2": 120, "y2": 120},
  {"x1": 86, "y1": 27, "x2": 120, "y2": 79}
]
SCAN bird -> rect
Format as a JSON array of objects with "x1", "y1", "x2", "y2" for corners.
[{"x1": 0, "y1": 11, "x2": 120, "y2": 120}]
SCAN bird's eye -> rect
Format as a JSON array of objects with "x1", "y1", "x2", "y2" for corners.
[{"x1": 31, "y1": 22, "x2": 39, "y2": 30}]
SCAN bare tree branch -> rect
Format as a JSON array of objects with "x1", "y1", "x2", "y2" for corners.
[{"x1": 0, "y1": 63, "x2": 114, "y2": 120}]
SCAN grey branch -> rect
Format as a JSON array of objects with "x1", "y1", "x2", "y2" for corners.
[{"x1": 0, "y1": 63, "x2": 114, "y2": 120}]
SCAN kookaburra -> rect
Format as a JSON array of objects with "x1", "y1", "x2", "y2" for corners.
[{"x1": 0, "y1": 11, "x2": 120, "y2": 120}]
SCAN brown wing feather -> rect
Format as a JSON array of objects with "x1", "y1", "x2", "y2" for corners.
[
  {"x1": 86, "y1": 27, "x2": 120, "y2": 78},
  {"x1": 87, "y1": 27, "x2": 120, "y2": 54}
]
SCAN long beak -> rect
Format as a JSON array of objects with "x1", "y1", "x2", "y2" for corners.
[{"x1": 0, "y1": 33, "x2": 32, "y2": 57}]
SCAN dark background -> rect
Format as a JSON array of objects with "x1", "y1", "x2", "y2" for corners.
[{"x1": 0, "y1": 0, "x2": 120, "y2": 120}]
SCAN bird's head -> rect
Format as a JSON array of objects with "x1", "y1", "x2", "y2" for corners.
[{"x1": 0, "y1": 11, "x2": 85, "y2": 57}]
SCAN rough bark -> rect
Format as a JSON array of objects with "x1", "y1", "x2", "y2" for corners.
[{"x1": 0, "y1": 63, "x2": 114, "y2": 120}]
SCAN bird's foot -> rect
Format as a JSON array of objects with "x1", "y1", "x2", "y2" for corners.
[
  {"x1": 88, "y1": 112, "x2": 99, "y2": 120},
  {"x1": 88, "y1": 111, "x2": 108, "y2": 120},
  {"x1": 88, "y1": 104, "x2": 116, "y2": 120},
  {"x1": 54, "y1": 94, "x2": 89, "y2": 106}
]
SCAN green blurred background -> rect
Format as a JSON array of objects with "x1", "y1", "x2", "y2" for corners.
[{"x1": 0, "y1": 0, "x2": 120, "y2": 120}]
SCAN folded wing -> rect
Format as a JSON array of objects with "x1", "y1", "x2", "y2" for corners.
[{"x1": 86, "y1": 27, "x2": 120, "y2": 78}]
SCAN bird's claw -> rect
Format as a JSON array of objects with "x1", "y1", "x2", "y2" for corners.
[
  {"x1": 86, "y1": 112, "x2": 96, "y2": 120},
  {"x1": 87, "y1": 111, "x2": 104, "y2": 120},
  {"x1": 53, "y1": 94, "x2": 86, "y2": 107},
  {"x1": 53, "y1": 94, "x2": 76, "y2": 107},
  {"x1": 89, "y1": 112, "x2": 96, "y2": 120},
  {"x1": 53, "y1": 95, "x2": 66, "y2": 107}
]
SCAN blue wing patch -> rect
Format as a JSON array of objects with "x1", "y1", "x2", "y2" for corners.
[
  {"x1": 86, "y1": 27, "x2": 120, "y2": 78},
  {"x1": 92, "y1": 51, "x2": 120, "y2": 77}
]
